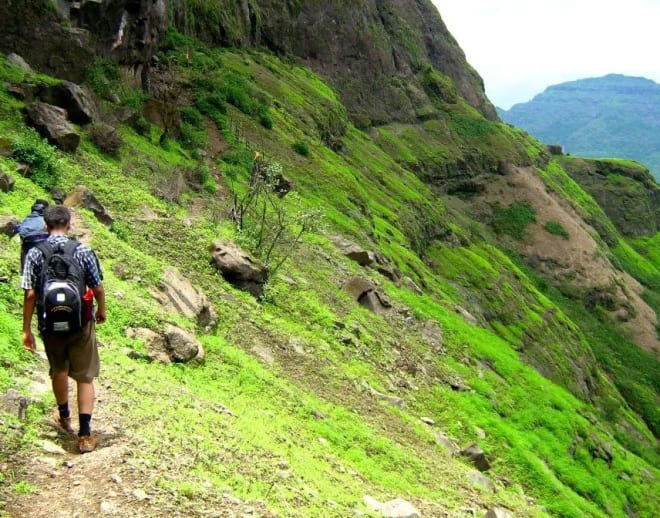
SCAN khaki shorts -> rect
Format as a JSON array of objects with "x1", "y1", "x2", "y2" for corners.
[{"x1": 42, "y1": 321, "x2": 99, "y2": 383}]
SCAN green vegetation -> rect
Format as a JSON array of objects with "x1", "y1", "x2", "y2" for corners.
[
  {"x1": 544, "y1": 220, "x2": 570, "y2": 239},
  {"x1": 493, "y1": 202, "x2": 537, "y2": 240},
  {"x1": 0, "y1": 36, "x2": 658, "y2": 518}
]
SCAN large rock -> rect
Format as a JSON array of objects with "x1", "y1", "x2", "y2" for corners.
[
  {"x1": 342, "y1": 277, "x2": 392, "y2": 314},
  {"x1": 6, "y1": 52, "x2": 33, "y2": 72},
  {"x1": 125, "y1": 327, "x2": 170, "y2": 364},
  {"x1": 460, "y1": 442, "x2": 491, "y2": 472},
  {"x1": 0, "y1": 171, "x2": 15, "y2": 193},
  {"x1": 209, "y1": 241, "x2": 268, "y2": 297},
  {"x1": 164, "y1": 325, "x2": 204, "y2": 363},
  {"x1": 64, "y1": 185, "x2": 114, "y2": 226},
  {"x1": 25, "y1": 102, "x2": 80, "y2": 152},
  {"x1": 40, "y1": 82, "x2": 98, "y2": 125},
  {"x1": 126, "y1": 325, "x2": 204, "y2": 364},
  {"x1": 331, "y1": 235, "x2": 376, "y2": 266},
  {"x1": 364, "y1": 496, "x2": 420, "y2": 518},
  {"x1": 154, "y1": 267, "x2": 218, "y2": 331},
  {"x1": 0, "y1": 216, "x2": 19, "y2": 237}
]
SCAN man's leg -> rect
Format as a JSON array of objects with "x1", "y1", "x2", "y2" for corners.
[
  {"x1": 76, "y1": 381, "x2": 95, "y2": 436},
  {"x1": 52, "y1": 370, "x2": 74, "y2": 434}
]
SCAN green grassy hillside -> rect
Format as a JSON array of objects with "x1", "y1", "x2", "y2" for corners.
[{"x1": 0, "y1": 34, "x2": 659, "y2": 518}]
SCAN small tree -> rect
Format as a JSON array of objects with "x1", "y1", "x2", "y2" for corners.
[{"x1": 230, "y1": 154, "x2": 322, "y2": 275}]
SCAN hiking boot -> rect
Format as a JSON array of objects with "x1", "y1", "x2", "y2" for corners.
[
  {"x1": 53, "y1": 411, "x2": 75, "y2": 435},
  {"x1": 78, "y1": 434, "x2": 96, "y2": 454}
]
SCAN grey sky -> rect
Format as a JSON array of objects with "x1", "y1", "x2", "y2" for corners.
[{"x1": 432, "y1": 0, "x2": 660, "y2": 109}]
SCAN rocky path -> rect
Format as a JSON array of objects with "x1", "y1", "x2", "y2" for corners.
[{"x1": 2, "y1": 352, "x2": 258, "y2": 518}]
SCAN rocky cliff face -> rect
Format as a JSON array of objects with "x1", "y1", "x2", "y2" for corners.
[
  {"x1": 0, "y1": 0, "x2": 166, "y2": 86},
  {"x1": 560, "y1": 157, "x2": 660, "y2": 238},
  {"x1": 0, "y1": 1, "x2": 495, "y2": 127},
  {"x1": 224, "y1": 0, "x2": 498, "y2": 126}
]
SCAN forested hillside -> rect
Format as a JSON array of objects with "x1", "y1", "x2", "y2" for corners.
[{"x1": 0, "y1": 2, "x2": 658, "y2": 517}]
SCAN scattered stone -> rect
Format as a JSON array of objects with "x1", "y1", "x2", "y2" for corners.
[
  {"x1": 331, "y1": 235, "x2": 376, "y2": 266},
  {"x1": 366, "y1": 384, "x2": 404, "y2": 408},
  {"x1": 0, "y1": 171, "x2": 15, "y2": 193},
  {"x1": 25, "y1": 102, "x2": 80, "y2": 152},
  {"x1": 475, "y1": 427, "x2": 487, "y2": 439},
  {"x1": 132, "y1": 489, "x2": 148, "y2": 501},
  {"x1": 364, "y1": 496, "x2": 420, "y2": 518},
  {"x1": 455, "y1": 305, "x2": 480, "y2": 326},
  {"x1": 209, "y1": 241, "x2": 268, "y2": 297},
  {"x1": 100, "y1": 501, "x2": 118, "y2": 515},
  {"x1": 460, "y1": 442, "x2": 491, "y2": 471},
  {"x1": 36, "y1": 456, "x2": 58, "y2": 468},
  {"x1": 420, "y1": 320, "x2": 444, "y2": 353},
  {"x1": 154, "y1": 267, "x2": 217, "y2": 331},
  {"x1": 252, "y1": 344, "x2": 275, "y2": 366},
  {"x1": 376, "y1": 264, "x2": 401, "y2": 283},
  {"x1": 64, "y1": 185, "x2": 114, "y2": 226},
  {"x1": 125, "y1": 327, "x2": 170, "y2": 364},
  {"x1": 164, "y1": 324, "x2": 204, "y2": 363},
  {"x1": 421, "y1": 417, "x2": 435, "y2": 425},
  {"x1": 0, "y1": 215, "x2": 19, "y2": 237},
  {"x1": 485, "y1": 508, "x2": 514, "y2": 518},
  {"x1": 380, "y1": 498, "x2": 421, "y2": 518},
  {"x1": 342, "y1": 277, "x2": 392, "y2": 314},
  {"x1": 111, "y1": 473, "x2": 122, "y2": 484},
  {"x1": 402, "y1": 276, "x2": 423, "y2": 295},
  {"x1": 40, "y1": 440, "x2": 66, "y2": 455},
  {"x1": 63, "y1": 460, "x2": 74, "y2": 469},
  {"x1": 50, "y1": 186, "x2": 67, "y2": 205},
  {"x1": 434, "y1": 432, "x2": 460, "y2": 455},
  {"x1": 467, "y1": 470, "x2": 496, "y2": 493},
  {"x1": 6, "y1": 52, "x2": 33, "y2": 72}
]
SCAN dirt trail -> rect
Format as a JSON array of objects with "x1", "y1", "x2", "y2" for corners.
[{"x1": 4, "y1": 351, "x2": 153, "y2": 518}]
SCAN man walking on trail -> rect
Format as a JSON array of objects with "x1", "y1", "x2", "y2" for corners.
[{"x1": 21, "y1": 205, "x2": 106, "y2": 453}]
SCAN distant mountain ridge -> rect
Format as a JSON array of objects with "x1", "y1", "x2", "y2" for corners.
[{"x1": 498, "y1": 74, "x2": 660, "y2": 178}]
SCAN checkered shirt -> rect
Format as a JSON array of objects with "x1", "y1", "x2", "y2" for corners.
[{"x1": 20, "y1": 235, "x2": 103, "y2": 291}]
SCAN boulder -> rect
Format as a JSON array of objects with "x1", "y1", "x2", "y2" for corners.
[
  {"x1": 0, "y1": 171, "x2": 15, "y2": 193},
  {"x1": 126, "y1": 325, "x2": 204, "y2": 364},
  {"x1": 342, "y1": 277, "x2": 392, "y2": 314},
  {"x1": 164, "y1": 325, "x2": 204, "y2": 363},
  {"x1": 377, "y1": 264, "x2": 401, "y2": 283},
  {"x1": 64, "y1": 185, "x2": 114, "y2": 226},
  {"x1": 6, "y1": 52, "x2": 32, "y2": 72},
  {"x1": 364, "y1": 496, "x2": 420, "y2": 518},
  {"x1": 209, "y1": 241, "x2": 268, "y2": 297},
  {"x1": 25, "y1": 102, "x2": 80, "y2": 152},
  {"x1": 0, "y1": 215, "x2": 18, "y2": 237},
  {"x1": 460, "y1": 442, "x2": 491, "y2": 472},
  {"x1": 331, "y1": 235, "x2": 376, "y2": 266},
  {"x1": 125, "y1": 327, "x2": 170, "y2": 364},
  {"x1": 40, "y1": 82, "x2": 98, "y2": 125},
  {"x1": 154, "y1": 267, "x2": 218, "y2": 331},
  {"x1": 486, "y1": 509, "x2": 515, "y2": 518}
]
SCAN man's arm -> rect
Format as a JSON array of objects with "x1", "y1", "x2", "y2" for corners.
[
  {"x1": 92, "y1": 284, "x2": 106, "y2": 324},
  {"x1": 22, "y1": 289, "x2": 36, "y2": 352}
]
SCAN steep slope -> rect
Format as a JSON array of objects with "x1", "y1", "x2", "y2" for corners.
[
  {"x1": 499, "y1": 74, "x2": 660, "y2": 179},
  {"x1": 0, "y1": 2, "x2": 659, "y2": 518}
]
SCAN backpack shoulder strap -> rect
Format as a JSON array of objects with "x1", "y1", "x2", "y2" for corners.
[
  {"x1": 35, "y1": 240, "x2": 54, "y2": 261},
  {"x1": 62, "y1": 239, "x2": 80, "y2": 256}
]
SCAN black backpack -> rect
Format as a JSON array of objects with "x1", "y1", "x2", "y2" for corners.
[{"x1": 36, "y1": 240, "x2": 86, "y2": 334}]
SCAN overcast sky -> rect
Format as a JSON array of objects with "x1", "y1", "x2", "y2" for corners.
[{"x1": 432, "y1": 0, "x2": 660, "y2": 109}]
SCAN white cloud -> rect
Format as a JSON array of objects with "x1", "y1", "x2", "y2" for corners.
[{"x1": 432, "y1": 0, "x2": 660, "y2": 108}]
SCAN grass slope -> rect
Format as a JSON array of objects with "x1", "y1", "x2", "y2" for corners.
[{"x1": 0, "y1": 37, "x2": 659, "y2": 518}]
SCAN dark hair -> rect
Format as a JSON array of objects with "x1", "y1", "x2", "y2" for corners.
[
  {"x1": 44, "y1": 205, "x2": 71, "y2": 229},
  {"x1": 31, "y1": 199, "x2": 49, "y2": 215}
]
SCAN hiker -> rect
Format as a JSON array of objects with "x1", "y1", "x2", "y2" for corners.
[
  {"x1": 14, "y1": 199, "x2": 49, "y2": 269},
  {"x1": 21, "y1": 205, "x2": 106, "y2": 454}
]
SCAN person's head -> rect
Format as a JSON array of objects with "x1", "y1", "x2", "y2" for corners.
[
  {"x1": 43, "y1": 205, "x2": 71, "y2": 232},
  {"x1": 31, "y1": 199, "x2": 49, "y2": 216}
]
